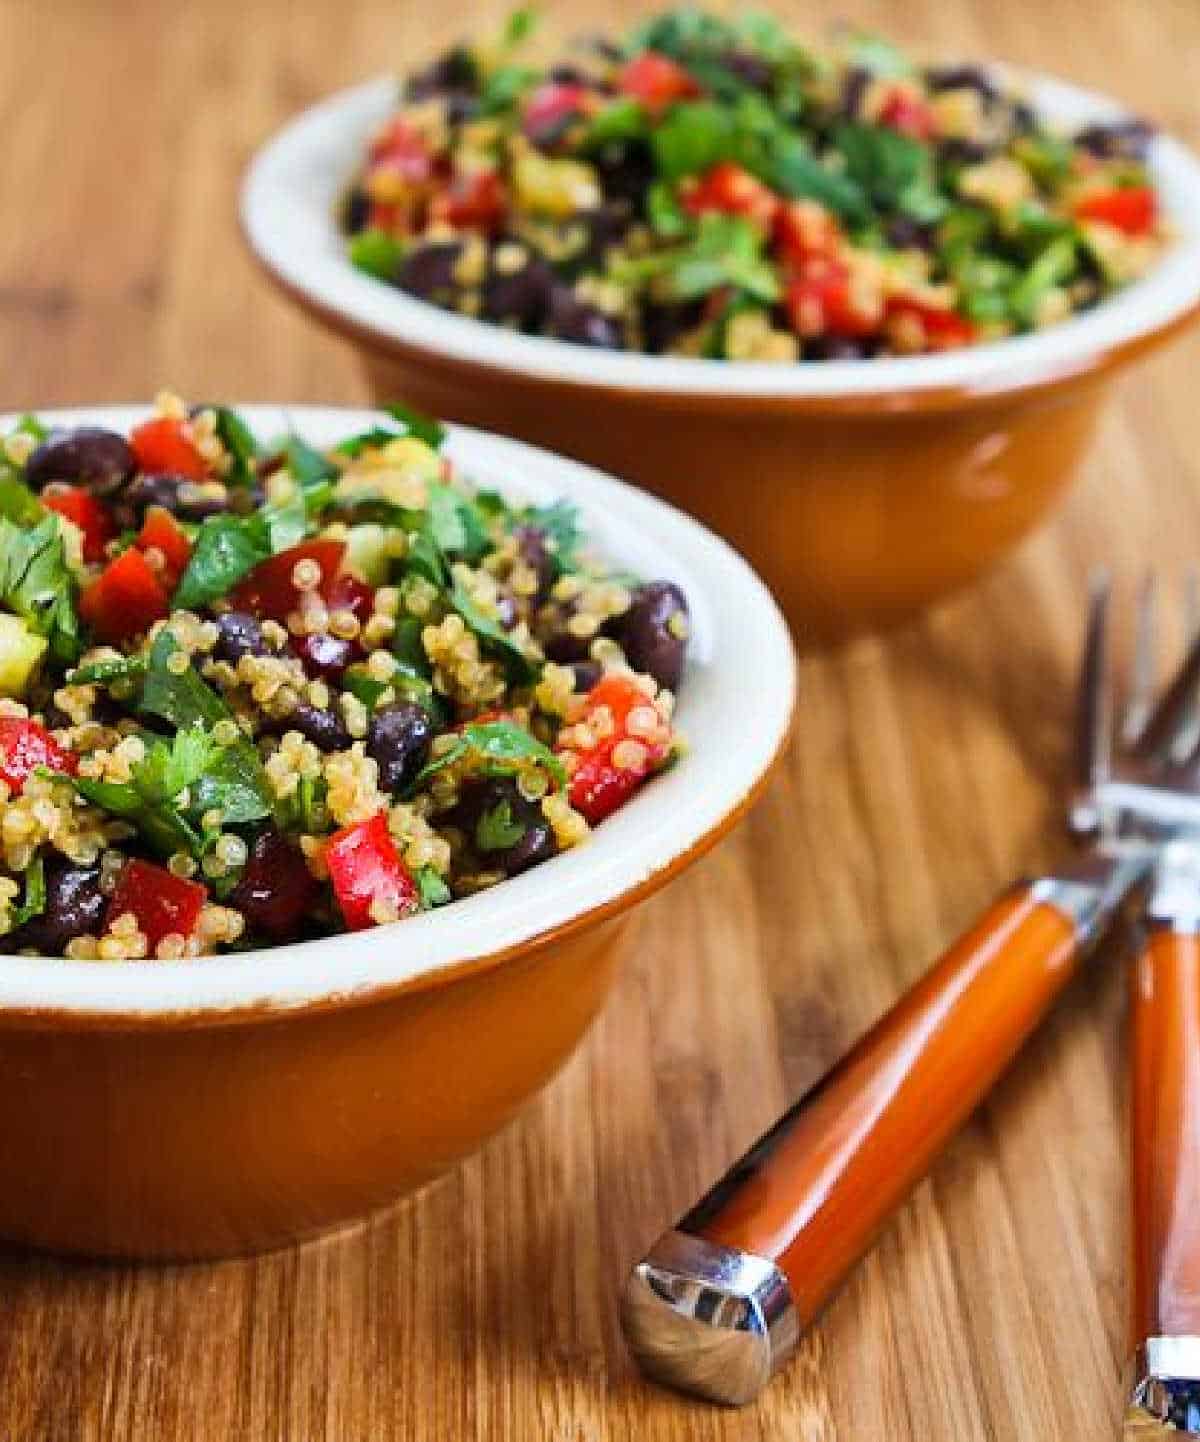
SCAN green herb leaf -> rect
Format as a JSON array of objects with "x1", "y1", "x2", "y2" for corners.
[
  {"x1": 501, "y1": 6, "x2": 539, "y2": 48},
  {"x1": 213, "y1": 407, "x2": 259, "y2": 486},
  {"x1": 141, "y1": 629, "x2": 233, "y2": 731},
  {"x1": 480, "y1": 64, "x2": 539, "y2": 115},
  {"x1": 652, "y1": 101, "x2": 736, "y2": 181},
  {"x1": 833, "y1": 121, "x2": 928, "y2": 211},
  {"x1": 584, "y1": 97, "x2": 650, "y2": 148},
  {"x1": 0, "y1": 515, "x2": 80, "y2": 663},
  {"x1": 476, "y1": 797, "x2": 527, "y2": 852},
  {"x1": 9, "y1": 852, "x2": 46, "y2": 928},
  {"x1": 646, "y1": 181, "x2": 692, "y2": 237},
  {"x1": 71, "y1": 655, "x2": 146, "y2": 686},
  {"x1": 414, "y1": 718, "x2": 566, "y2": 790},
  {"x1": 449, "y1": 581, "x2": 538, "y2": 684},
  {"x1": 172, "y1": 513, "x2": 271, "y2": 612},
  {"x1": 415, "y1": 866, "x2": 452, "y2": 909},
  {"x1": 333, "y1": 426, "x2": 404, "y2": 458},
  {"x1": 0, "y1": 476, "x2": 44, "y2": 527},
  {"x1": 384, "y1": 402, "x2": 447, "y2": 450}
]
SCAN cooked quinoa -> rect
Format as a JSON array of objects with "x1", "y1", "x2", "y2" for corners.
[
  {"x1": 342, "y1": 8, "x2": 1166, "y2": 360},
  {"x1": 0, "y1": 395, "x2": 689, "y2": 960}
]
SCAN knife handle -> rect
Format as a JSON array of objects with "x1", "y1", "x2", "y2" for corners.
[
  {"x1": 623, "y1": 855, "x2": 1145, "y2": 1406},
  {"x1": 1127, "y1": 899, "x2": 1200, "y2": 1432}
]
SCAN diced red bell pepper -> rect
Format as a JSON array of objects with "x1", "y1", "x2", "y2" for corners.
[
  {"x1": 682, "y1": 162, "x2": 780, "y2": 231},
  {"x1": 368, "y1": 118, "x2": 435, "y2": 182},
  {"x1": 325, "y1": 812, "x2": 418, "y2": 931},
  {"x1": 368, "y1": 200, "x2": 404, "y2": 233},
  {"x1": 106, "y1": 859, "x2": 207, "y2": 952},
  {"x1": 135, "y1": 507, "x2": 192, "y2": 590},
  {"x1": 129, "y1": 416, "x2": 209, "y2": 481},
  {"x1": 429, "y1": 169, "x2": 507, "y2": 232},
  {"x1": 0, "y1": 718, "x2": 76, "y2": 794},
  {"x1": 40, "y1": 485, "x2": 115, "y2": 564},
  {"x1": 616, "y1": 51, "x2": 701, "y2": 111},
  {"x1": 785, "y1": 258, "x2": 882, "y2": 339},
  {"x1": 877, "y1": 89, "x2": 937, "y2": 141},
  {"x1": 561, "y1": 673, "x2": 671, "y2": 826},
  {"x1": 79, "y1": 546, "x2": 170, "y2": 643},
  {"x1": 228, "y1": 539, "x2": 346, "y2": 623},
  {"x1": 1073, "y1": 184, "x2": 1157, "y2": 236},
  {"x1": 325, "y1": 570, "x2": 375, "y2": 624},
  {"x1": 774, "y1": 200, "x2": 842, "y2": 269},
  {"x1": 522, "y1": 82, "x2": 590, "y2": 143},
  {"x1": 885, "y1": 294, "x2": 977, "y2": 350}
]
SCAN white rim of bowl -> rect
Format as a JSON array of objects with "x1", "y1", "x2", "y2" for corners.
[
  {"x1": 0, "y1": 405, "x2": 796, "y2": 1017},
  {"x1": 241, "y1": 67, "x2": 1200, "y2": 401}
]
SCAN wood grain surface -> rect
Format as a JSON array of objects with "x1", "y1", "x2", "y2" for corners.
[{"x1": 0, "y1": 0, "x2": 1198, "y2": 1437}]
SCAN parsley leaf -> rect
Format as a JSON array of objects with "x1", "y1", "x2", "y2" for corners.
[
  {"x1": 172, "y1": 513, "x2": 271, "y2": 612},
  {"x1": 518, "y1": 499, "x2": 580, "y2": 577},
  {"x1": 384, "y1": 402, "x2": 447, "y2": 450},
  {"x1": 476, "y1": 798, "x2": 527, "y2": 852},
  {"x1": 9, "y1": 853, "x2": 46, "y2": 928},
  {"x1": 213, "y1": 407, "x2": 259, "y2": 486},
  {"x1": 449, "y1": 581, "x2": 538, "y2": 684},
  {"x1": 74, "y1": 730, "x2": 209, "y2": 858},
  {"x1": 415, "y1": 866, "x2": 452, "y2": 909},
  {"x1": 0, "y1": 515, "x2": 80, "y2": 663},
  {"x1": 415, "y1": 719, "x2": 565, "y2": 790}
]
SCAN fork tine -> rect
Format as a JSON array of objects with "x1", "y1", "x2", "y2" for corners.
[
  {"x1": 1122, "y1": 574, "x2": 1158, "y2": 748},
  {"x1": 1075, "y1": 571, "x2": 1112, "y2": 792}
]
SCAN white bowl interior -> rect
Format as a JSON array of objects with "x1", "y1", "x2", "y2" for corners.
[
  {"x1": 0, "y1": 406, "x2": 796, "y2": 1016},
  {"x1": 242, "y1": 68, "x2": 1200, "y2": 400}
]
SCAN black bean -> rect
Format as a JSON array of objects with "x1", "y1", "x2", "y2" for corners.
[
  {"x1": 593, "y1": 139, "x2": 656, "y2": 207},
  {"x1": 9, "y1": 857, "x2": 106, "y2": 956},
  {"x1": 641, "y1": 298, "x2": 706, "y2": 354},
  {"x1": 452, "y1": 778, "x2": 557, "y2": 877},
  {"x1": 112, "y1": 472, "x2": 229, "y2": 530},
  {"x1": 395, "y1": 241, "x2": 463, "y2": 301},
  {"x1": 613, "y1": 581, "x2": 689, "y2": 692},
  {"x1": 543, "y1": 625, "x2": 592, "y2": 664},
  {"x1": 406, "y1": 47, "x2": 477, "y2": 101},
  {"x1": 444, "y1": 92, "x2": 481, "y2": 125},
  {"x1": 839, "y1": 66, "x2": 872, "y2": 119},
  {"x1": 279, "y1": 702, "x2": 351, "y2": 753},
  {"x1": 884, "y1": 215, "x2": 935, "y2": 251},
  {"x1": 937, "y1": 137, "x2": 994, "y2": 169},
  {"x1": 548, "y1": 64, "x2": 589, "y2": 86},
  {"x1": 720, "y1": 50, "x2": 773, "y2": 91},
  {"x1": 25, "y1": 426, "x2": 135, "y2": 496},
  {"x1": 342, "y1": 186, "x2": 371, "y2": 235},
  {"x1": 214, "y1": 611, "x2": 272, "y2": 666},
  {"x1": 924, "y1": 64, "x2": 998, "y2": 100},
  {"x1": 229, "y1": 828, "x2": 315, "y2": 941},
  {"x1": 569, "y1": 660, "x2": 602, "y2": 694},
  {"x1": 804, "y1": 334, "x2": 880, "y2": 361},
  {"x1": 515, "y1": 525, "x2": 555, "y2": 604},
  {"x1": 367, "y1": 702, "x2": 434, "y2": 794},
  {"x1": 547, "y1": 287, "x2": 624, "y2": 349},
  {"x1": 483, "y1": 252, "x2": 554, "y2": 329},
  {"x1": 1076, "y1": 118, "x2": 1155, "y2": 161}
]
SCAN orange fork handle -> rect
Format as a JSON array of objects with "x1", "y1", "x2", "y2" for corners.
[
  {"x1": 682, "y1": 886, "x2": 1079, "y2": 1327},
  {"x1": 1131, "y1": 927, "x2": 1200, "y2": 1342}
]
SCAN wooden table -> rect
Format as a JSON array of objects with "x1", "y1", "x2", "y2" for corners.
[{"x1": 1, "y1": 0, "x2": 1198, "y2": 1437}]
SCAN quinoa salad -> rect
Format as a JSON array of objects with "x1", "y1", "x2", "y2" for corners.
[
  {"x1": 0, "y1": 396, "x2": 688, "y2": 961},
  {"x1": 342, "y1": 7, "x2": 1166, "y2": 361}
]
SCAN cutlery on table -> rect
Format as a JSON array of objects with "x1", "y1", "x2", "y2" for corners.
[{"x1": 623, "y1": 578, "x2": 1200, "y2": 1407}]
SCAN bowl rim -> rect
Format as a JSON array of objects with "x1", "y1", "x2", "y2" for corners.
[
  {"x1": 241, "y1": 65, "x2": 1200, "y2": 405},
  {"x1": 0, "y1": 405, "x2": 797, "y2": 1021}
]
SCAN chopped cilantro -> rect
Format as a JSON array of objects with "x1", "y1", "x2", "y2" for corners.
[
  {"x1": 475, "y1": 798, "x2": 527, "y2": 852},
  {"x1": 0, "y1": 515, "x2": 80, "y2": 663}
]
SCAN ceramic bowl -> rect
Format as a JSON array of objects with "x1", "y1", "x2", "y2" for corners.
[
  {"x1": 0, "y1": 405, "x2": 795, "y2": 1261},
  {"x1": 242, "y1": 68, "x2": 1200, "y2": 643}
]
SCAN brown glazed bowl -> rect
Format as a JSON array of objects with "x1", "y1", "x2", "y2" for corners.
[
  {"x1": 0, "y1": 405, "x2": 796, "y2": 1262},
  {"x1": 242, "y1": 70, "x2": 1200, "y2": 643}
]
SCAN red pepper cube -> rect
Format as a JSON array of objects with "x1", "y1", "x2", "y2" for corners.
[
  {"x1": 1074, "y1": 185, "x2": 1157, "y2": 236},
  {"x1": 616, "y1": 51, "x2": 700, "y2": 111},
  {"x1": 228, "y1": 539, "x2": 347, "y2": 624},
  {"x1": 429, "y1": 169, "x2": 507, "y2": 233},
  {"x1": 877, "y1": 89, "x2": 937, "y2": 141},
  {"x1": 785, "y1": 259, "x2": 882, "y2": 339},
  {"x1": 79, "y1": 546, "x2": 170, "y2": 644},
  {"x1": 106, "y1": 859, "x2": 207, "y2": 952},
  {"x1": 774, "y1": 199, "x2": 842, "y2": 269},
  {"x1": 136, "y1": 507, "x2": 192, "y2": 589},
  {"x1": 682, "y1": 162, "x2": 780, "y2": 231},
  {"x1": 326, "y1": 812, "x2": 418, "y2": 932},
  {"x1": 129, "y1": 416, "x2": 209, "y2": 481},
  {"x1": 561, "y1": 674, "x2": 671, "y2": 825},
  {"x1": 40, "y1": 485, "x2": 115, "y2": 564},
  {"x1": 885, "y1": 295, "x2": 977, "y2": 351},
  {"x1": 0, "y1": 718, "x2": 76, "y2": 794}
]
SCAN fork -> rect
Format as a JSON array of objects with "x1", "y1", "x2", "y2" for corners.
[{"x1": 622, "y1": 577, "x2": 1200, "y2": 1409}]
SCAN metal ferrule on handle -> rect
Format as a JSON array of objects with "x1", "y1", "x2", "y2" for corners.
[
  {"x1": 623, "y1": 851, "x2": 1149, "y2": 1407},
  {"x1": 1126, "y1": 843, "x2": 1200, "y2": 1438}
]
